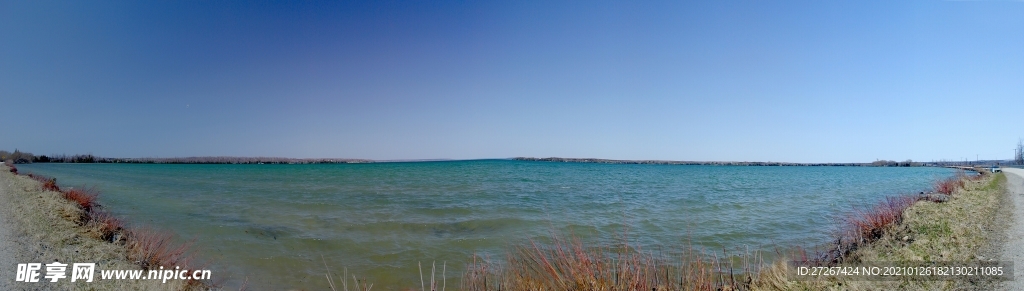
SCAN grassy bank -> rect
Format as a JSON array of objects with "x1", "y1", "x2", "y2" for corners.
[
  {"x1": 763, "y1": 171, "x2": 1007, "y2": 290},
  {"x1": 1, "y1": 163, "x2": 208, "y2": 291}
]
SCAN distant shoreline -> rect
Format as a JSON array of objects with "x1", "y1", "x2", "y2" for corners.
[
  {"x1": 17, "y1": 156, "x2": 919, "y2": 166},
  {"x1": 3, "y1": 149, "x2": 1003, "y2": 167},
  {"x1": 22, "y1": 154, "x2": 376, "y2": 164},
  {"x1": 513, "y1": 157, "x2": 925, "y2": 167}
]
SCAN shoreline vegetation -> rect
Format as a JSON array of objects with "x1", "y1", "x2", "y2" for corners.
[
  {"x1": 778, "y1": 169, "x2": 1007, "y2": 290},
  {"x1": 1, "y1": 161, "x2": 208, "y2": 291},
  {"x1": 1, "y1": 151, "x2": 1008, "y2": 290}
]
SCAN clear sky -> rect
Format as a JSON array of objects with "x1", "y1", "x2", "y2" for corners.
[{"x1": 1, "y1": 1, "x2": 1022, "y2": 162}]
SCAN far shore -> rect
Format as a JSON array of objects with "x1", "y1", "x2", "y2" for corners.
[
  {"x1": 3, "y1": 153, "x2": 1010, "y2": 168},
  {"x1": 513, "y1": 157, "x2": 1007, "y2": 167}
]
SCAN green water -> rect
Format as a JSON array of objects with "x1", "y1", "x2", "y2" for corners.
[{"x1": 17, "y1": 160, "x2": 954, "y2": 290}]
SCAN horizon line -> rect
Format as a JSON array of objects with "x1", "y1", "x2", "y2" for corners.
[{"x1": 7, "y1": 153, "x2": 1012, "y2": 165}]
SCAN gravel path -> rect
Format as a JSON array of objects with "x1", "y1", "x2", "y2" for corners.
[
  {"x1": 0, "y1": 170, "x2": 22, "y2": 290},
  {"x1": 1000, "y1": 167, "x2": 1024, "y2": 290}
]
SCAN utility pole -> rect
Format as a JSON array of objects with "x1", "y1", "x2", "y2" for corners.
[{"x1": 1016, "y1": 139, "x2": 1024, "y2": 165}]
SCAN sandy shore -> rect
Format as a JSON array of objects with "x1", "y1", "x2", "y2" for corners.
[{"x1": 998, "y1": 167, "x2": 1024, "y2": 290}]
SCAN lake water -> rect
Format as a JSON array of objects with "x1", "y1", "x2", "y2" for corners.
[{"x1": 17, "y1": 160, "x2": 954, "y2": 290}]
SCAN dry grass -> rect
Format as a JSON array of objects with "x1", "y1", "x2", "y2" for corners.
[
  {"x1": 462, "y1": 232, "x2": 769, "y2": 291},
  {"x1": 968, "y1": 171, "x2": 987, "y2": 182},
  {"x1": 934, "y1": 176, "x2": 964, "y2": 195},
  {"x1": 26, "y1": 173, "x2": 60, "y2": 191},
  {"x1": 88, "y1": 210, "x2": 126, "y2": 243},
  {"x1": 325, "y1": 257, "x2": 376, "y2": 291},
  {"x1": 126, "y1": 227, "x2": 197, "y2": 271},
  {"x1": 25, "y1": 173, "x2": 101, "y2": 220},
  {"x1": 0, "y1": 164, "x2": 209, "y2": 291}
]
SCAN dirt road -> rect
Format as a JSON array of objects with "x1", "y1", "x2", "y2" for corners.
[
  {"x1": 999, "y1": 168, "x2": 1024, "y2": 290},
  {"x1": 0, "y1": 167, "x2": 23, "y2": 290}
]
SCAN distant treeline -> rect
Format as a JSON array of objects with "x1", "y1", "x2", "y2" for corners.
[
  {"x1": 514, "y1": 157, "x2": 930, "y2": 167},
  {"x1": 1, "y1": 150, "x2": 373, "y2": 164},
  {"x1": 91, "y1": 156, "x2": 375, "y2": 164},
  {"x1": 869, "y1": 159, "x2": 922, "y2": 167},
  {"x1": 0, "y1": 149, "x2": 35, "y2": 164},
  {"x1": 1, "y1": 148, "x2": 1006, "y2": 166}
]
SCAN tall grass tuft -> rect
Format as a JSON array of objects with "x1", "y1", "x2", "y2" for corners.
[
  {"x1": 324, "y1": 258, "x2": 375, "y2": 291},
  {"x1": 846, "y1": 196, "x2": 916, "y2": 243},
  {"x1": 89, "y1": 210, "x2": 126, "y2": 243},
  {"x1": 462, "y1": 233, "x2": 763, "y2": 291},
  {"x1": 934, "y1": 177, "x2": 964, "y2": 195},
  {"x1": 125, "y1": 227, "x2": 196, "y2": 271},
  {"x1": 417, "y1": 261, "x2": 445, "y2": 291}
]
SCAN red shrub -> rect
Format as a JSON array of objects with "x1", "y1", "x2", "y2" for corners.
[
  {"x1": 90, "y1": 210, "x2": 125, "y2": 242},
  {"x1": 62, "y1": 187, "x2": 99, "y2": 213},
  {"x1": 934, "y1": 177, "x2": 963, "y2": 195},
  {"x1": 846, "y1": 196, "x2": 916, "y2": 242},
  {"x1": 811, "y1": 195, "x2": 919, "y2": 265},
  {"x1": 27, "y1": 173, "x2": 60, "y2": 192},
  {"x1": 42, "y1": 180, "x2": 59, "y2": 191},
  {"x1": 126, "y1": 228, "x2": 196, "y2": 270}
]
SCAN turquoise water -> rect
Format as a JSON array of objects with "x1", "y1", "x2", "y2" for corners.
[{"x1": 18, "y1": 160, "x2": 954, "y2": 290}]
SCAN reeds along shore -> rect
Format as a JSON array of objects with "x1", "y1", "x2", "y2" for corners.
[{"x1": 4, "y1": 160, "x2": 206, "y2": 290}]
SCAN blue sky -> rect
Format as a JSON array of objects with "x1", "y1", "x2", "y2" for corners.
[{"x1": 1, "y1": 1, "x2": 1022, "y2": 162}]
